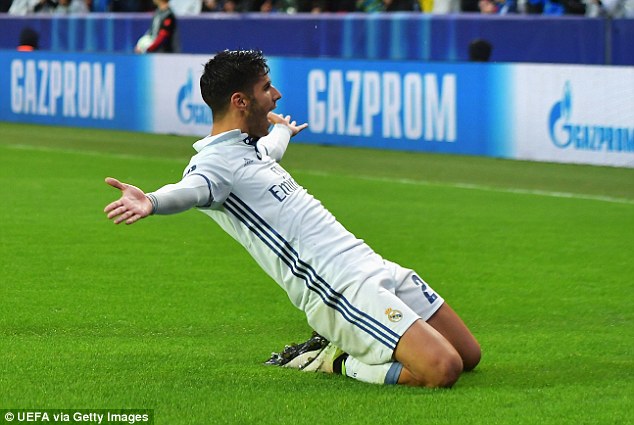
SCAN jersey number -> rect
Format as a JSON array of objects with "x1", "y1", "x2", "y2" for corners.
[{"x1": 411, "y1": 275, "x2": 438, "y2": 304}]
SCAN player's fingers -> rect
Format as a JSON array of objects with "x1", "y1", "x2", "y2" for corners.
[
  {"x1": 106, "y1": 205, "x2": 128, "y2": 219},
  {"x1": 104, "y1": 200, "x2": 121, "y2": 213},
  {"x1": 126, "y1": 214, "x2": 140, "y2": 225},
  {"x1": 105, "y1": 177, "x2": 125, "y2": 190},
  {"x1": 113, "y1": 209, "x2": 135, "y2": 224}
]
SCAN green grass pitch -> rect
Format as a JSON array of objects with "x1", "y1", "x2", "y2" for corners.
[{"x1": 1, "y1": 123, "x2": 632, "y2": 424}]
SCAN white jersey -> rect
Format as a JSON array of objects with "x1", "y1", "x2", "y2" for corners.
[
  {"x1": 149, "y1": 125, "x2": 443, "y2": 362},
  {"x1": 186, "y1": 128, "x2": 383, "y2": 309}
]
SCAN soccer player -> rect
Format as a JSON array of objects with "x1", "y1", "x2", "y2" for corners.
[
  {"x1": 135, "y1": 0, "x2": 178, "y2": 53},
  {"x1": 104, "y1": 49, "x2": 481, "y2": 388}
]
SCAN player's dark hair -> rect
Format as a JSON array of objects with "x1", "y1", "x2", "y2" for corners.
[{"x1": 200, "y1": 49, "x2": 270, "y2": 118}]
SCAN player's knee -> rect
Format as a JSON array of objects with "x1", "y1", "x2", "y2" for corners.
[
  {"x1": 462, "y1": 342, "x2": 482, "y2": 372},
  {"x1": 429, "y1": 353, "x2": 463, "y2": 388},
  {"x1": 408, "y1": 352, "x2": 463, "y2": 388}
]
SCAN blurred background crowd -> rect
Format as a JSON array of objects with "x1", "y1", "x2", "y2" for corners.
[{"x1": 3, "y1": 0, "x2": 632, "y2": 18}]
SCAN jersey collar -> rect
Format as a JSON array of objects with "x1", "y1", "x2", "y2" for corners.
[{"x1": 193, "y1": 129, "x2": 249, "y2": 152}]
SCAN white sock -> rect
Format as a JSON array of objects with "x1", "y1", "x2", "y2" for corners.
[{"x1": 343, "y1": 356, "x2": 403, "y2": 385}]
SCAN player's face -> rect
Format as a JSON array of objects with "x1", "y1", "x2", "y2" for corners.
[{"x1": 245, "y1": 74, "x2": 281, "y2": 138}]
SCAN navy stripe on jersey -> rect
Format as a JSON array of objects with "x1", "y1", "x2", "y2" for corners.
[
  {"x1": 224, "y1": 193, "x2": 400, "y2": 350},
  {"x1": 190, "y1": 172, "x2": 214, "y2": 207},
  {"x1": 227, "y1": 193, "x2": 401, "y2": 345}
]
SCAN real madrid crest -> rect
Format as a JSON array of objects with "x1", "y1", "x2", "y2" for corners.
[{"x1": 385, "y1": 307, "x2": 403, "y2": 322}]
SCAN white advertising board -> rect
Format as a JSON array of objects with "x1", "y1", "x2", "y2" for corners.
[
  {"x1": 147, "y1": 54, "x2": 212, "y2": 138},
  {"x1": 512, "y1": 64, "x2": 634, "y2": 168}
]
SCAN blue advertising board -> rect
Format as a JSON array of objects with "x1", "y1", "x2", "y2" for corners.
[
  {"x1": 269, "y1": 57, "x2": 513, "y2": 157},
  {"x1": 0, "y1": 51, "x2": 151, "y2": 131},
  {"x1": 1, "y1": 51, "x2": 631, "y2": 167}
]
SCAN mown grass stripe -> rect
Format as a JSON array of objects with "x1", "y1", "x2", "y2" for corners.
[{"x1": 5, "y1": 143, "x2": 633, "y2": 206}]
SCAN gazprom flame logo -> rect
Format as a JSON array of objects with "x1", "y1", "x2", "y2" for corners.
[
  {"x1": 548, "y1": 82, "x2": 633, "y2": 152},
  {"x1": 177, "y1": 70, "x2": 212, "y2": 125}
]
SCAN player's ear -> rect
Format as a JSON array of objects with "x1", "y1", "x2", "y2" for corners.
[{"x1": 231, "y1": 92, "x2": 249, "y2": 111}]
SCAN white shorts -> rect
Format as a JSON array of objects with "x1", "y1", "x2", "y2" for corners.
[{"x1": 304, "y1": 259, "x2": 444, "y2": 365}]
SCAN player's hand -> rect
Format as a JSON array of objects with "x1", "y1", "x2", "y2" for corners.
[
  {"x1": 267, "y1": 112, "x2": 308, "y2": 136},
  {"x1": 104, "y1": 177, "x2": 153, "y2": 225}
]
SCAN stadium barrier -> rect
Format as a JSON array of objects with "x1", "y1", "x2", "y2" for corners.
[
  {"x1": 2, "y1": 51, "x2": 633, "y2": 168},
  {"x1": 1, "y1": 13, "x2": 634, "y2": 65}
]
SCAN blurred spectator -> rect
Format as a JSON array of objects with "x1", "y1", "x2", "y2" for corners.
[
  {"x1": 295, "y1": 0, "x2": 325, "y2": 11},
  {"x1": 202, "y1": 0, "x2": 222, "y2": 10},
  {"x1": 251, "y1": 0, "x2": 297, "y2": 13},
  {"x1": 479, "y1": 0, "x2": 516, "y2": 12},
  {"x1": 92, "y1": 0, "x2": 110, "y2": 11},
  {"x1": 432, "y1": 0, "x2": 461, "y2": 12},
  {"x1": 295, "y1": 0, "x2": 356, "y2": 11},
  {"x1": 468, "y1": 38, "x2": 492, "y2": 61},
  {"x1": 112, "y1": 0, "x2": 154, "y2": 11},
  {"x1": 249, "y1": 0, "x2": 276, "y2": 11},
  {"x1": 219, "y1": 0, "x2": 242, "y2": 11},
  {"x1": 9, "y1": 0, "x2": 37, "y2": 14},
  {"x1": 461, "y1": 0, "x2": 480, "y2": 10},
  {"x1": 17, "y1": 27, "x2": 39, "y2": 51},
  {"x1": 357, "y1": 0, "x2": 385, "y2": 11},
  {"x1": 525, "y1": 0, "x2": 585, "y2": 13},
  {"x1": 295, "y1": 0, "x2": 319, "y2": 11},
  {"x1": 1, "y1": 0, "x2": 13, "y2": 11},
  {"x1": 330, "y1": 0, "x2": 356, "y2": 10},
  {"x1": 416, "y1": 0, "x2": 433, "y2": 11},
  {"x1": 170, "y1": 0, "x2": 202, "y2": 14},
  {"x1": 225, "y1": 0, "x2": 239, "y2": 10},
  {"x1": 54, "y1": 0, "x2": 90, "y2": 13},
  {"x1": 586, "y1": 0, "x2": 634, "y2": 16},
  {"x1": 136, "y1": 0, "x2": 179, "y2": 53},
  {"x1": 34, "y1": 0, "x2": 58, "y2": 12},
  {"x1": 384, "y1": 0, "x2": 416, "y2": 10},
  {"x1": 112, "y1": 0, "x2": 140, "y2": 10}
]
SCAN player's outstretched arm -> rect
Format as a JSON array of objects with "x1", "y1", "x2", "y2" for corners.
[{"x1": 104, "y1": 177, "x2": 153, "y2": 225}]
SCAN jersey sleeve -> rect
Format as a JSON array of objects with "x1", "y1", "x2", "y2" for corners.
[
  {"x1": 255, "y1": 124, "x2": 292, "y2": 162},
  {"x1": 182, "y1": 151, "x2": 234, "y2": 208},
  {"x1": 147, "y1": 174, "x2": 212, "y2": 215},
  {"x1": 147, "y1": 151, "x2": 234, "y2": 214}
]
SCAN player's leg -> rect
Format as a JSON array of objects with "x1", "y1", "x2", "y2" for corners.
[
  {"x1": 392, "y1": 317, "x2": 463, "y2": 387},
  {"x1": 266, "y1": 334, "x2": 405, "y2": 385},
  {"x1": 426, "y1": 303, "x2": 481, "y2": 371},
  {"x1": 339, "y1": 303, "x2": 480, "y2": 387},
  {"x1": 389, "y1": 261, "x2": 481, "y2": 373},
  {"x1": 266, "y1": 263, "x2": 479, "y2": 388},
  {"x1": 265, "y1": 295, "x2": 463, "y2": 387},
  {"x1": 267, "y1": 323, "x2": 463, "y2": 388}
]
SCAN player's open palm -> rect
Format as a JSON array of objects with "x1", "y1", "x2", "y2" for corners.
[
  {"x1": 267, "y1": 112, "x2": 308, "y2": 136},
  {"x1": 104, "y1": 177, "x2": 153, "y2": 225}
]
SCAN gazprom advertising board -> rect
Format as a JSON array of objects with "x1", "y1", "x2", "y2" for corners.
[
  {"x1": 511, "y1": 64, "x2": 634, "y2": 168},
  {"x1": 143, "y1": 54, "x2": 211, "y2": 136},
  {"x1": 1, "y1": 51, "x2": 149, "y2": 131},
  {"x1": 1, "y1": 51, "x2": 632, "y2": 168},
  {"x1": 270, "y1": 57, "x2": 511, "y2": 157}
]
